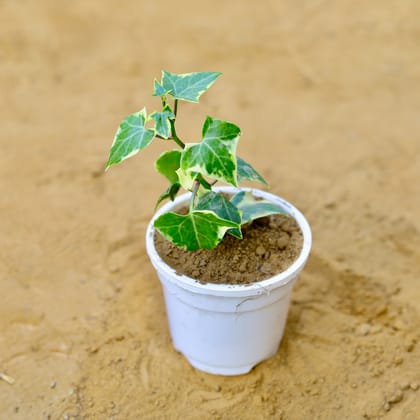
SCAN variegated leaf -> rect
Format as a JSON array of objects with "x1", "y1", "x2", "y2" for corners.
[
  {"x1": 237, "y1": 157, "x2": 267, "y2": 185},
  {"x1": 155, "y1": 183, "x2": 181, "y2": 208},
  {"x1": 195, "y1": 191, "x2": 242, "y2": 238},
  {"x1": 152, "y1": 79, "x2": 169, "y2": 97},
  {"x1": 106, "y1": 108, "x2": 155, "y2": 169},
  {"x1": 155, "y1": 150, "x2": 181, "y2": 184},
  {"x1": 151, "y1": 105, "x2": 175, "y2": 139},
  {"x1": 180, "y1": 117, "x2": 240, "y2": 186},
  {"x1": 158, "y1": 71, "x2": 221, "y2": 103},
  {"x1": 231, "y1": 191, "x2": 287, "y2": 224},
  {"x1": 154, "y1": 210, "x2": 239, "y2": 251}
]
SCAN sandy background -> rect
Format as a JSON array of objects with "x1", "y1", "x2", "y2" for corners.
[{"x1": 1, "y1": 0, "x2": 420, "y2": 419}]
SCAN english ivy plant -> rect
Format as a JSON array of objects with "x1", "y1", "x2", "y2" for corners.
[{"x1": 106, "y1": 71, "x2": 286, "y2": 251}]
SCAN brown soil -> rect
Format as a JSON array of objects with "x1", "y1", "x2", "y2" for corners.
[
  {"x1": 1, "y1": 1, "x2": 420, "y2": 419},
  {"x1": 154, "y1": 214, "x2": 303, "y2": 284}
]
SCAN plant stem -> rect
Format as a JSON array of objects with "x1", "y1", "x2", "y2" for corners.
[
  {"x1": 169, "y1": 116, "x2": 185, "y2": 149},
  {"x1": 190, "y1": 179, "x2": 200, "y2": 212},
  {"x1": 174, "y1": 99, "x2": 178, "y2": 117},
  {"x1": 168, "y1": 99, "x2": 185, "y2": 148},
  {"x1": 171, "y1": 127, "x2": 185, "y2": 148}
]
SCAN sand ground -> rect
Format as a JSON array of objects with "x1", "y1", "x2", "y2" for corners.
[{"x1": 1, "y1": 0, "x2": 420, "y2": 419}]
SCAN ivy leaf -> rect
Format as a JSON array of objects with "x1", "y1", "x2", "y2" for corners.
[
  {"x1": 151, "y1": 105, "x2": 175, "y2": 139},
  {"x1": 152, "y1": 79, "x2": 169, "y2": 97},
  {"x1": 155, "y1": 150, "x2": 182, "y2": 207},
  {"x1": 175, "y1": 167, "x2": 197, "y2": 190},
  {"x1": 155, "y1": 150, "x2": 181, "y2": 184},
  {"x1": 155, "y1": 183, "x2": 181, "y2": 209},
  {"x1": 237, "y1": 157, "x2": 268, "y2": 186},
  {"x1": 106, "y1": 108, "x2": 155, "y2": 169},
  {"x1": 158, "y1": 71, "x2": 222, "y2": 103},
  {"x1": 154, "y1": 210, "x2": 239, "y2": 251},
  {"x1": 195, "y1": 191, "x2": 242, "y2": 238},
  {"x1": 231, "y1": 191, "x2": 287, "y2": 224},
  {"x1": 201, "y1": 116, "x2": 241, "y2": 141},
  {"x1": 180, "y1": 117, "x2": 240, "y2": 186}
]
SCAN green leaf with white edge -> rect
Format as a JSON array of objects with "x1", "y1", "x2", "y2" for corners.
[
  {"x1": 155, "y1": 150, "x2": 181, "y2": 184},
  {"x1": 160, "y1": 71, "x2": 222, "y2": 103},
  {"x1": 237, "y1": 157, "x2": 268, "y2": 186},
  {"x1": 201, "y1": 116, "x2": 241, "y2": 141},
  {"x1": 231, "y1": 191, "x2": 288, "y2": 224},
  {"x1": 106, "y1": 108, "x2": 155, "y2": 169},
  {"x1": 155, "y1": 183, "x2": 181, "y2": 209},
  {"x1": 154, "y1": 210, "x2": 239, "y2": 251},
  {"x1": 152, "y1": 79, "x2": 169, "y2": 97},
  {"x1": 175, "y1": 166, "x2": 197, "y2": 190},
  {"x1": 180, "y1": 117, "x2": 240, "y2": 186},
  {"x1": 151, "y1": 105, "x2": 175, "y2": 139},
  {"x1": 174, "y1": 170, "x2": 212, "y2": 192},
  {"x1": 195, "y1": 191, "x2": 242, "y2": 239}
]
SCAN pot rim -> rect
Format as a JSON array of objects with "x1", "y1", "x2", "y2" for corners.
[{"x1": 146, "y1": 187, "x2": 312, "y2": 297}]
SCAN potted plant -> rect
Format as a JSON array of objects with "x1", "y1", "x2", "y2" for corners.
[{"x1": 106, "y1": 71, "x2": 312, "y2": 375}]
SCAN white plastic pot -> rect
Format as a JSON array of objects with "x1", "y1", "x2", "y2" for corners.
[{"x1": 146, "y1": 187, "x2": 312, "y2": 376}]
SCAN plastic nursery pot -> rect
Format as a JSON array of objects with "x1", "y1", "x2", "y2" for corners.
[{"x1": 146, "y1": 187, "x2": 312, "y2": 376}]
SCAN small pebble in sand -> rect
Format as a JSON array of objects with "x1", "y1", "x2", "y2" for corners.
[
  {"x1": 387, "y1": 389, "x2": 403, "y2": 404},
  {"x1": 393, "y1": 356, "x2": 403, "y2": 365},
  {"x1": 0, "y1": 372, "x2": 15, "y2": 384},
  {"x1": 199, "y1": 259, "x2": 206, "y2": 267},
  {"x1": 276, "y1": 235, "x2": 290, "y2": 250},
  {"x1": 281, "y1": 220, "x2": 294, "y2": 233},
  {"x1": 357, "y1": 323, "x2": 371, "y2": 336},
  {"x1": 399, "y1": 381, "x2": 410, "y2": 390},
  {"x1": 404, "y1": 340, "x2": 415, "y2": 352},
  {"x1": 410, "y1": 382, "x2": 419, "y2": 391},
  {"x1": 239, "y1": 261, "x2": 247, "y2": 273},
  {"x1": 261, "y1": 263, "x2": 272, "y2": 273},
  {"x1": 324, "y1": 200, "x2": 336, "y2": 209},
  {"x1": 255, "y1": 246, "x2": 266, "y2": 256},
  {"x1": 50, "y1": 381, "x2": 56, "y2": 389}
]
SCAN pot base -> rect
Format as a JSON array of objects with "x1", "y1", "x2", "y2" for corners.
[
  {"x1": 182, "y1": 349, "x2": 278, "y2": 376},
  {"x1": 188, "y1": 358, "x2": 255, "y2": 376}
]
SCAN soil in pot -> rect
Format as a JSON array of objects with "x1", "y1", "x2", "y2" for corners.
[{"x1": 154, "y1": 213, "x2": 303, "y2": 285}]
